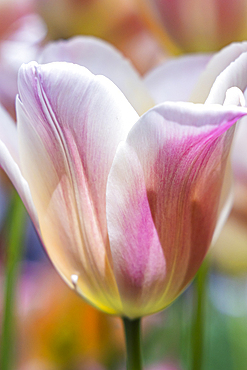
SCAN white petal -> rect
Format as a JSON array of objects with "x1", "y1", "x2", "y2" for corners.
[{"x1": 39, "y1": 36, "x2": 154, "y2": 115}]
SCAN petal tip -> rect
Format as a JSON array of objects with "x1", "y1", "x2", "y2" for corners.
[{"x1": 224, "y1": 87, "x2": 246, "y2": 107}]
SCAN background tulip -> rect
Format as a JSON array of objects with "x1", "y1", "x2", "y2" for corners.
[
  {"x1": 139, "y1": 0, "x2": 247, "y2": 53},
  {"x1": 0, "y1": 38, "x2": 246, "y2": 320},
  {"x1": 35, "y1": 0, "x2": 164, "y2": 74},
  {"x1": 0, "y1": 0, "x2": 34, "y2": 40}
]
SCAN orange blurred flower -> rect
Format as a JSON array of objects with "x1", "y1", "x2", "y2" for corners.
[{"x1": 17, "y1": 264, "x2": 123, "y2": 369}]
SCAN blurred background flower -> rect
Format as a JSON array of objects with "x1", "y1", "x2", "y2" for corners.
[
  {"x1": 34, "y1": 0, "x2": 165, "y2": 74},
  {"x1": 0, "y1": 0, "x2": 34, "y2": 40},
  {"x1": 138, "y1": 0, "x2": 247, "y2": 53},
  {"x1": 16, "y1": 263, "x2": 124, "y2": 370}
]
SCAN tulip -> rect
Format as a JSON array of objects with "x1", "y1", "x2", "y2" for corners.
[
  {"x1": 0, "y1": 37, "x2": 247, "y2": 321},
  {"x1": 139, "y1": 0, "x2": 247, "y2": 53}
]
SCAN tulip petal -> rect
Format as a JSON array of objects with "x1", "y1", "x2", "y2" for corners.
[
  {"x1": 206, "y1": 53, "x2": 247, "y2": 105},
  {"x1": 107, "y1": 101, "x2": 247, "y2": 316},
  {"x1": 144, "y1": 54, "x2": 211, "y2": 104},
  {"x1": 191, "y1": 48, "x2": 247, "y2": 243},
  {"x1": 0, "y1": 104, "x2": 38, "y2": 227},
  {"x1": 210, "y1": 86, "x2": 247, "y2": 243},
  {"x1": 190, "y1": 41, "x2": 247, "y2": 103},
  {"x1": 39, "y1": 36, "x2": 154, "y2": 115},
  {"x1": 106, "y1": 142, "x2": 166, "y2": 318},
  {"x1": 17, "y1": 61, "x2": 139, "y2": 314},
  {"x1": 203, "y1": 50, "x2": 247, "y2": 245},
  {"x1": 232, "y1": 119, "x2": 247, "y2": 181}
]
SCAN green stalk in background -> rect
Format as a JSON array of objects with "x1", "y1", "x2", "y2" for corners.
[
  {"x1": 191, "y1": 258, "x2": 209, "y2": 370},
  {"x1": 123, "y1": 317, "x2": 143, "y2": 370},
  {"x1": 1, "y1": 191, "x2": 27, "y2": 370}
]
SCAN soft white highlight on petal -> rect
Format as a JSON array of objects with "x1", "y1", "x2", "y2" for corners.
[{"x1": 71, "y1": 274, "x2": 79, "y2": 289}]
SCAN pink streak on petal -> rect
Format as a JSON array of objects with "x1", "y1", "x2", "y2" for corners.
[
  {"x1": 107, "y1": 143, "x2": 166, "y2": 317},
  {"x1": 126, "y1": 102, "x2": 247, "y2": 307}
]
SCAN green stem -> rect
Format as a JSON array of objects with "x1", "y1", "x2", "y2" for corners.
[
  {"x1": 191, "y1": 259, "x2": 209, "y2": 370},
  {"x1": 123, "y1": 317, "x2": 143, "y2": 370},
  {"x1": 1, "y1": 191, "x2": 26, "y2": 370}
]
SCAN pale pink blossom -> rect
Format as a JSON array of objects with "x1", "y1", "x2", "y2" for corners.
[{"x1": 0, "y1": 37, "x2": 247, "y2": 318}]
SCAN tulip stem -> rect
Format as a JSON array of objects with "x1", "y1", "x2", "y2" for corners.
[
  {"x1": 191, "y1": 258, "x2": 209, "y2": 370},
  {"x1": 1, "y1": 191, "x2": 26, "y2": 370},
  {"x1": 123, "y1": 317, "x2": 143, "y2": 370}
]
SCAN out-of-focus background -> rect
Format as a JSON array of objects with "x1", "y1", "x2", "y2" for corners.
[{"x1": 1, "y1": 1, "x2": 247, "y2": 369}]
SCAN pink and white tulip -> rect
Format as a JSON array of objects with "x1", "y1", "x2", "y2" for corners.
[{"x1": 0, "y1": 37, "x2": 247, "y2": 318}]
